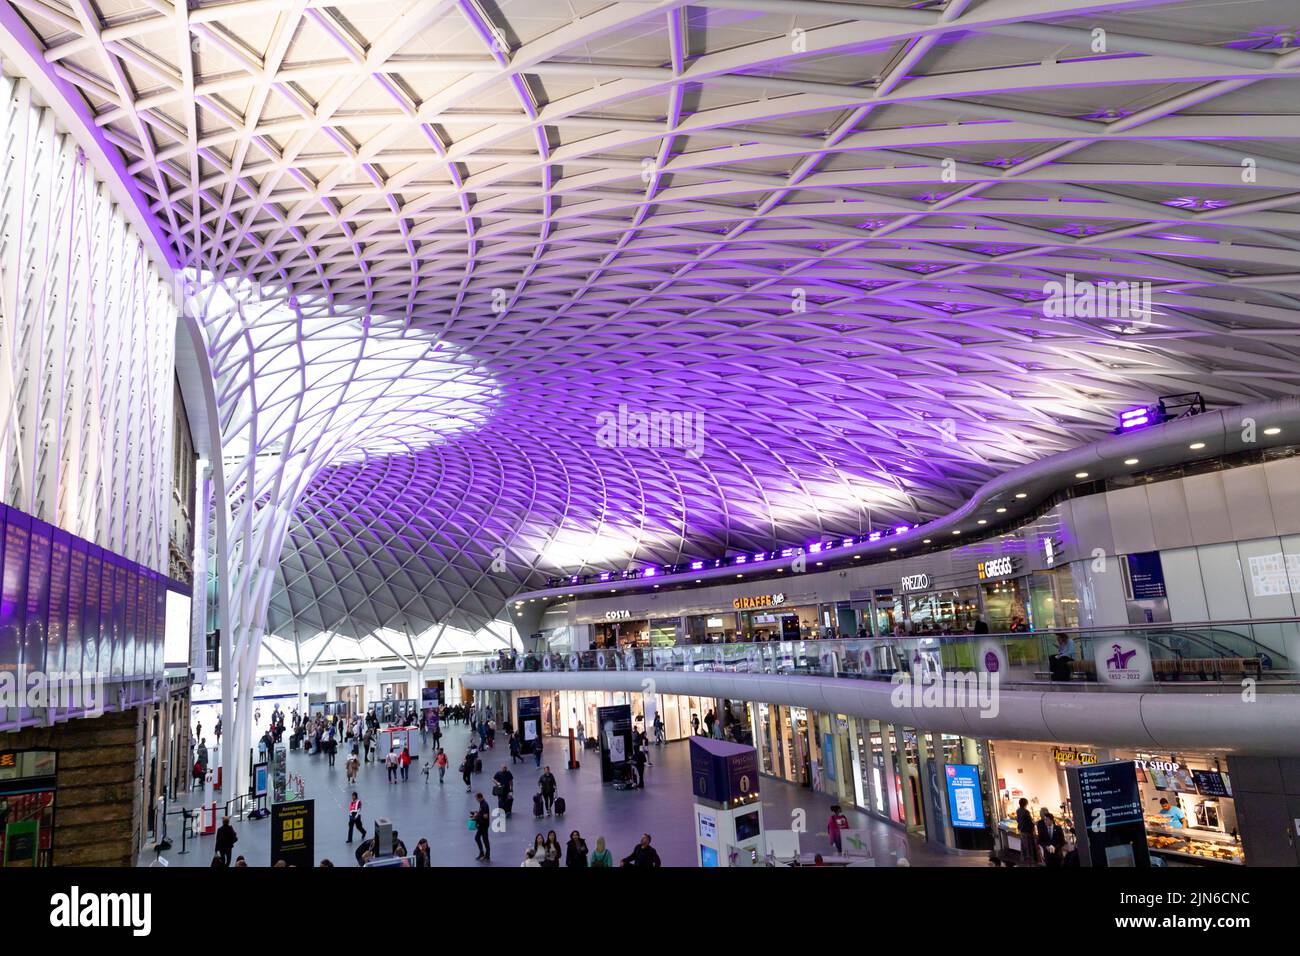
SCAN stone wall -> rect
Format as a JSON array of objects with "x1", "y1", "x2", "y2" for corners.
[{"x1": 5, "y1": 707, "x2": 143, "y2": 866}]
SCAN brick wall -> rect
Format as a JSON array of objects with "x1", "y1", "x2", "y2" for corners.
[{"x1": 6, "y1": 707, "x2": 143, "y2": 866}]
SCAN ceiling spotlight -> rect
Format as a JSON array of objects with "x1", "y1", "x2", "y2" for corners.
[
  {"x1": 1015, "y1": 492, "x2": 1028, "y2": 499},
  {"x1": 977, "y1": 519, "x2": 987, "y2": 525},
  {"x1": 815, "y1": 562, "x2": 823, "y2": 566},
  {"x1": 736, "y1": 573, "x2": 743, "y2": 578},
  {"x1": 1263, "y1": 427, "x2": 1281, "y2": 435},
  {"x1": 923, "y1": 538, "x2": 932, "y2": 544},
  {"x1": 952, "y1": 530, "x2": 961, "y2": 535},
  {"x1": 889, "y1": 547, "x2": 897, "y2": 552},
  {"x1": 1074, "y1": 471, "x2": 1089, "y2": 479},
  {"x1": 1124, "y1": 458, "x2": 1139, "y2": 466},
  {"x1": 996, "y1": 507, "x2": 1007, "y2": 513},
  {"x1": 1189, "y1": 442, "x2": 1206, "y2": 450}
]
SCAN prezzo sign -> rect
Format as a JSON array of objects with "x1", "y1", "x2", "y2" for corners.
[
  {"x1": 900, "y1": 573, "x2": 930, "y2": 592},
  {"x1": 732, "y1": 593, "x2": 786, "y2": 610},
  {"x1": 977, "y1": 556, "x2": 1015, "y2": 580},
  {"x1": 603, "y1": 609, "x2": 632, "y2": 621}
]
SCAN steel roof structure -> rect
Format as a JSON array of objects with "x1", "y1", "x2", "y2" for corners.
[{"x1": 5, "y1": 0, "x2": 1299, "y2": 654}]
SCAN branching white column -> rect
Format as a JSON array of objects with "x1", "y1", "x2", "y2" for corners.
[{"x1": 184, "y1": 276, "x2": 497, "y2": 801}]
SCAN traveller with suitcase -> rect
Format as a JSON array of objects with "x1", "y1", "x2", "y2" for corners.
[{"x1": 533, "y1": 792, "x2": 545, "y2": 817}]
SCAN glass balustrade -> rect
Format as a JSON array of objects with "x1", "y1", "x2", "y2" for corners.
[{"x1": 469, "y1": 621, "x2": 1300, "y2": 691}]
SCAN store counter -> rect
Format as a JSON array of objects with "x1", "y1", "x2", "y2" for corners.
[{"x1": 1144, "y1": 819, "x2": 1243, "y2": 865}]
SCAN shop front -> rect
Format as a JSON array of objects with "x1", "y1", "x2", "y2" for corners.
[
  {"x1": 988, "y1": 740, "x2": 1245, "y2": 865},
  {"x1": 977, "y1": 557, "x2": 1033, "y2": 631},
  {"x1": 591, "y1": 613, "x2": 649, "y2": 649},
  {"x1": 502, "y1": 688, "x2": 716, "y2": 745},
  {"x1": 0, "y1": 749, "x2": 57, "y2": 867},
  {"x1": 906, "y1": 586, "x2": 980, "y2": 635}
]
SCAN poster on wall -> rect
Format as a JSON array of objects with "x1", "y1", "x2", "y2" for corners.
[
  {"x1": 1093, "y1": 638, "x2": 1151, "y2": 687},
  {"x1": 1247, "y1": 552, "x2": 1300, "y2": 597},
  {"x1": 1125, "y1": 551, "x2": 1167, "y2": 599}
]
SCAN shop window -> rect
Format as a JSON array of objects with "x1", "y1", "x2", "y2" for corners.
[{"x1": 0, "y1": 750, "x2": 57, "y2": 867}]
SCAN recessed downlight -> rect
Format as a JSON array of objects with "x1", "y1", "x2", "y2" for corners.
[
  {"x1": 1074, "y1": 471, "x2": 1089, "y2": 479},
  {"x1": 923, "y1": 538, "x2": 932, "y2": 544},
  {"x1": 1015, "y1": 492, "x2": 1028, "y2": 499},
  {"x1": 889, "y1": 547, "x2": 897, "y2": 552},
  {"x1": 1264, "y1": 427, "x2": 1281, "y2": 436},
  {"x1": 1189, "y1": 442, "x2": 1206, "y2": 450},
  {"x1": 952, "y1": 530, "x2": 961, "y2": 535},
  {"x1": 1124, "y1": 458, "x2": 1139, "y2": 466},
  {"x1": 977, "y1": 519, "x2": 987, "y2": 525},
  {"x1": 996, "y1": 507, "x2": 1007, "y2": 514}
]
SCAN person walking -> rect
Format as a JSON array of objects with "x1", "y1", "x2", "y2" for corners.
[
  {"x1": 633, "y1": 745, "x2": 648, "y2": 788},
  {"x1": 566, "y1": 830, "x2": 589, "y2": 867},
  {"x1": 345, "y1": 750, "x2": 360, "y2": 786},
  {"x1": 653, "y1": 714, "x2": 665, "y2": 746},
  {"x1": 435, "y1": 748, "x2": 448, "y2": 785},
  {"x1": 413, "y1": 838, "x2": 431, "y2": 867},
  {"x1": 534, "y1": 736, "x2": 543, "y2": 768},
  {"x1": 215, "y1": 816, "x2": 238, "y2": 867},
  {"x1": 620, "y1": 833, "x2": 661, "y2": 868},
  {"x1": 385, "y1": 747, "x2": 399, "y2": 784},
  {"x1": 493, "y1": 764, "x2": 514, "y2": 816},
  {"x1": 347, "y1": 792, "x2": 366, "y2": 844},
  {"x1": 509, "y1": 733, "x2": 522, "y2": 764},
  {"x1": 827, "y1": 805, "x2": 850, "y2": 855},
  {"x1": 704, "y1": 709, "x2": 716, "y2": 737},
  {"x1": 538, "y1": 766, "x2": 558, "y2": 815},
  {"x1": 541, "y1": 830, "x2": 562, "y2": 868},
  {"x1": 691, "y1": 713, "x2": 700, "y2": 737},
  {"x1": 399, "y1": 746, "x2": 412, "y2": 781},
  {"x1": 589, "y1": 836, "x2": 613, "y2": 868},
  {"x1": 461, "y1": 752, "x2": 474, "y2": 792},
  {"x1": 472, "y1": 793, "x2": 491, "y2": 862}
]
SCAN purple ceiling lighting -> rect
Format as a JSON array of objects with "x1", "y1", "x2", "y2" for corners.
[{"x1": 6, "y1": 0, "x2": 1297, "y2": 646}]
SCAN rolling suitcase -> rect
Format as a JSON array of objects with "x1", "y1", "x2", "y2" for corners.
[
  {"x1": 474, "y1": 757, "x2": 483, "y2": 773},
  {"x1": 554, "y1": 796, "x2": 566, "y2": 816},
  {"x1": 502, "y1": 794, "x2": 514, "y2": 815},
  {"x1": 533, "y1": 793, "x2": 544, "y2": 817}
]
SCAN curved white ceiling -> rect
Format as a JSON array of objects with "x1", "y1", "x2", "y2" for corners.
[{"x1": 9, "y1": 0, "x2": 1300, "y2": 639}]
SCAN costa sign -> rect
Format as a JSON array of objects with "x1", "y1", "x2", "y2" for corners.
[
  {"x1": 900, "y1": 573, "x2": 930, "y2": 592},
  {"x1": 732, "y1": 593, "x2": 786, "y2": 610},
  {"x1": 977, "y1": 556, "x2": 1015, "y2": 580},
  {"x1": 604, "y1": 609, "x2": 632, "y2": 621}
]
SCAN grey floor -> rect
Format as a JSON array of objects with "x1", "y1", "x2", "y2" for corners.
[{"x1": 150, "y1": 721, "x2": 981, "y2": 868}]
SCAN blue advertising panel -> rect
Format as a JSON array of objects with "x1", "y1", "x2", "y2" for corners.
[
  {"x1": 24, "y1": 518, "x2": 52, "y2": 680},
  {"x1": 124, "y1": 565, "x2": 138, "y2": 679},
  {"x1": 65, "y1": 541, "x2": 86, "y2": 678},
  {"x1": 1126, "y1": 551, "x2": 1167, "y2": 599},
  {"x1": 0, "y1": 508, "x2": 27, "y2": 676},
  {"x1": 944, "y1": 763, "x2": 986, "y2": 829},
  {"x1": 85, "y1": 545, "x2": 104, "y2": 677},
  {"x1": 700, "y1": 844, "x2": 719, "y2": 867},
  {"x1": 46, "y1": 529, "x2": 70, "y2": 676},
  {"x1": 111, "y1": 555, "x2": 127, "y2": 680}
]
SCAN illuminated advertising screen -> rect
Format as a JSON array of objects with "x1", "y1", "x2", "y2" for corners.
[
  {"x1": 65, "y1": 543, "x2": 86, "y2": 677},
  {"x1": 46, "y1": 530, "x2": 70, "y2": 676},
  {"x1": 944, "y1": 763, "x2": 986, "y2": 829},
  {"x1": 24, "y1": 518, "x2": 52, "y2": 679}
]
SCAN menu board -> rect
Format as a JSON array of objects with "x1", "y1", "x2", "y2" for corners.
[
  {"x1": 1192, "y1": 770, "x2": 1230, "y2": 798},
  {"x1": 0, "y1": 509, "x2": 29, "y2": 674},
  {"x1": 46, "y1": 530, "x2": 70, "y2": 675},
  {"x1": 1168, "y1": 766, "x2": 1198, "y2": 794},
  {"x1": 24, "y1": 518, "x2": 53, "y2": 679}
]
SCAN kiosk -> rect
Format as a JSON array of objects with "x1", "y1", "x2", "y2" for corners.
[{"x1": 690, "y1": 738, "x2": 765, "y2": 867}]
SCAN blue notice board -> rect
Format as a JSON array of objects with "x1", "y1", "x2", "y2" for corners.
[{"x1": 944, "y1": 763, "x2": 986, "y2": 829}]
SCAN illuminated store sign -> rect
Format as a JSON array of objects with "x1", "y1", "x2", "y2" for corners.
[
  {"x1": 977, "y1": 556, "x2": 1016, "y2": 580},
  {"x1": 604, "y1": 609, "x2": 632, "y2": 621},
  {"x1": 900, "y1": 574, "x2": 930, "y2": 592},
  {"x1": 1053, "y1": 747, "x2": 1098, "y2": 765},
  {"x1": 732, "y1": 593, "x2": 786, "y2": 610}
]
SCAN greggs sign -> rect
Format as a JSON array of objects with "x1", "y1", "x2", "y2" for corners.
[
  {"x1": 977, "y1": 556, "x2": 1016, "y2": 580},
  {"x1": 733, "y1": 593, "x2": 787, "y2": 610}
]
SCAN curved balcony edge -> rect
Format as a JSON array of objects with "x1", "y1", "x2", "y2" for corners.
[{"x1": 463, "y1": 669, "x2": 1300, "y2": 756}]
